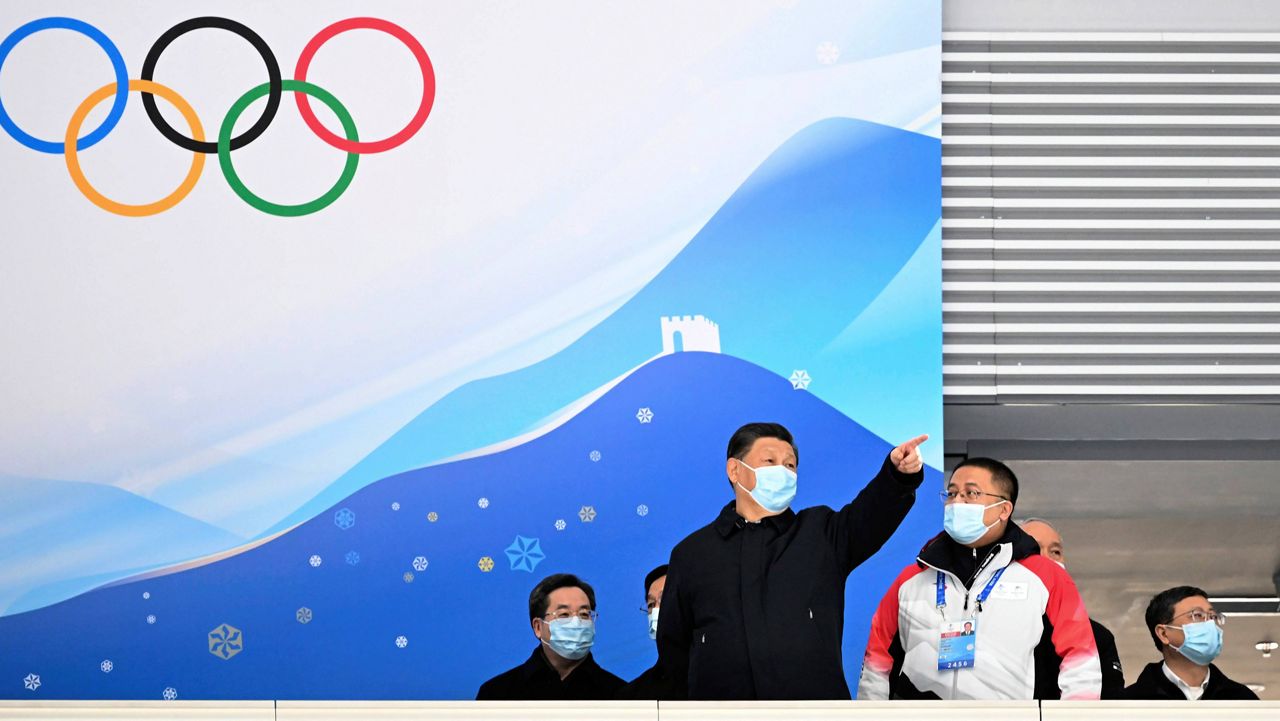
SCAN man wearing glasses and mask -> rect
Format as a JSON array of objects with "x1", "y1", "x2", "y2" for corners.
[
  {"x1": 860, "y1": 457, "x2": 1101, "y2": 700},
  {"x1": 657, "y1": 422, "x2": 929, "y2": 699},
  {"x1": 476, "y1": 573, "x2": 624, "y2": 699},
  {"x1": 1124, "y1": 586, "x2": 1258, "y2": 700},
  {"x1": 616, "y1": 564, "x2": 678, "y2": 700}
]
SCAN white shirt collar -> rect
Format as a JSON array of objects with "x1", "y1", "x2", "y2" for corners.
[{"x1": 1162, "y1": 661, "x2": 1211, "y2": 700}]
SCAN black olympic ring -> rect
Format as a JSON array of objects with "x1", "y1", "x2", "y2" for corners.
[{"x1": 140, "y1": 16, "x2": 282, "y2": 154}]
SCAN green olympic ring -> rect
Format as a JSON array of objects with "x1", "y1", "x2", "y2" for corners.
[{"x1": 219, "y1": 79, "x2": 359, "y2": 217}]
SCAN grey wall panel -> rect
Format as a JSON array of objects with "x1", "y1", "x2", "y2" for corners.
[{"x1": 942, "y1": 32, "x2": 1280, "y2": 402}]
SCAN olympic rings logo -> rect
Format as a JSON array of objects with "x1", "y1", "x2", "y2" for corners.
[{"x1": 0, "y1": 16, "x2": 434, "y2": 217}]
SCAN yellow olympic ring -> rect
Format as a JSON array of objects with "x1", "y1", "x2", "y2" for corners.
[{"x1": 64, "y1": 79, "x2": 204, "y2": 217}]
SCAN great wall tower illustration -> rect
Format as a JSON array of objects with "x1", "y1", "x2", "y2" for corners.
[{"x1": 660, "y1": 315, "x2": 720, "y2": 354}]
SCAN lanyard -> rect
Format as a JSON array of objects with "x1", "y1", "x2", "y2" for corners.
[{"x1": 936, "y1": 566, "x2": 1006, "y2": 613}]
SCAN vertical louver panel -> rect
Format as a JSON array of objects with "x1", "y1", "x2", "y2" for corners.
[{"x1": 942, "y1": 32, "x2": 1280, "y2": 402}]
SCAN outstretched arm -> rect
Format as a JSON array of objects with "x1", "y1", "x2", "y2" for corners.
[{"x1": 825, "y1": 435, "x2": 928, "y2": 573}]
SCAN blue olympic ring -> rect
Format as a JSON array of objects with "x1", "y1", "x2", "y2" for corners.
[{"x1": 0, "y1": 16, "x2": 128, "y2": 154}]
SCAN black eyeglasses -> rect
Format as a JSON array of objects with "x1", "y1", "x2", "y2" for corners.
[{"x1": 939, "y1": 489, "x2": 1009, "y2": 504}]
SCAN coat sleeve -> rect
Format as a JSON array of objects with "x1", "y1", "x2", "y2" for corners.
[
  {"x1": 824, "y1": 454, "x2": 923, "y2": 574},
  {"x1": 655, "y1": 546, "x2": 692, "y2": 699},
  {"x1": 1091, "y1": 620, "x2": 1126, "y2": 699},
  {"x1": 858, "y1": 563, "x2": 922, "y2": 699},
  {"x1": 1023, "y1": 556, "x2": 1103, "y2": 700}
]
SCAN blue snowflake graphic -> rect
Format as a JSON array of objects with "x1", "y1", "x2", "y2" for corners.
[
  {"x1": 504, "y1": 535, "x2": 546, "y2": 573},
  {"x1": 333, "y1": 508, "x2": 356, "y2": 530},
  {"x1": 345, "y1": 550, "x2": 360, "y2": 566}
]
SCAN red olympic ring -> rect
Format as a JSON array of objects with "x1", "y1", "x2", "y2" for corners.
[{"x1": 294, "y1": 17, "x2": 436, "y2": 154}]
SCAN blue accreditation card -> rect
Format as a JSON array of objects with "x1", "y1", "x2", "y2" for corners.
[{"x1": 938, "y1": 618, "x2": 978, "y2": 670}]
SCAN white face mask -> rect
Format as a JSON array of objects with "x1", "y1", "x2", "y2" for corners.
[
  {"x1": 1053, "y1": 559, "x2": 1066, "y2": 570},
  {"x1": 734, "y1": 458, "x2": 797, "y2": 513},
  {"x1": 943, "y1": 499, "x2": 1007, "y2": 544},
  {"x1": 647, "y1": 606, "x2": 660, "y2": 640},
  {"x1": 541, "y1": 616, "x2": 595, "y2": 660}
]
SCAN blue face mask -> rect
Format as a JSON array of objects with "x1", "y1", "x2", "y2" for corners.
[
  {"x1": 735, "y1": 459, "x2": 797, "y2": 513},
  {"x1": 943, "y1": 500, "x2": 1007, "y2": 545},
  {"x1": 542, "y1": 616, "x2": 595, "y2": 661},
  {"x1": 1166, "y1": 620, "x2": 1223, "y2": 666},
  {"x1": 647, "y1": 607, "x2": 660, "y2": 641}
]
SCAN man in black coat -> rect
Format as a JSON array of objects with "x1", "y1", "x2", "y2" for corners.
[
  {"x1": 476, "y1": 573, "x2": 625, "y2": 700},
  {"x1": 616, "y1": 564, "x2": 679, "y2": 700},
  {"x1": 657, "y1": 421, "x2": 927, "y2": 699},
  {"x1": 1124, "y1": 585, "x2": 1258, "y2": 701},
  {"x1": 1020, "y1": 518, "x2": 1125, "y2": 699}
]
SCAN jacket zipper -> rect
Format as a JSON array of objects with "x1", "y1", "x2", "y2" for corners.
[
  {"x1": 919, "y1": 546, "x2": 998, "y2": 698},
  {"x1": 963, "y1": 548, "x2": 976, "y2": 611},
  {"x1": 953, "y1": 559, "x2": 963, "y2": 699}
]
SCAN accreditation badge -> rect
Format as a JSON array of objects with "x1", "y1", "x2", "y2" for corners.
[{"x1": 938, "y1": 618, "x2": 978, "y2": 670}]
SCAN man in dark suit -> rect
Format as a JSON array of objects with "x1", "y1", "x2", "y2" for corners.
[
  {"x1": 616, "y1": 564, "x2": 678, "y2": 699},
  {"x1": 1124, "y1": 585, "x2": 1258, "y2": 701},
  {"x1": 477, "y1": 573, "x2": 624, "y2": 700}
]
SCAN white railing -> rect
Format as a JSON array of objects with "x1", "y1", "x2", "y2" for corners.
[{"x1": 1, "y1": 700, "x2": 1277, "y2": 720}]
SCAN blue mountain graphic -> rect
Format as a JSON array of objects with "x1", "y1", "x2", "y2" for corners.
[
  {"x1": 265, "y1": 117, "x2": 940, "y2": 535},
  {"x1": 0, "y1": 351, "x2": 941, "y2": 700},
  {"x1": 0, "y1": 477, "x2": 244, "y2": 615}
]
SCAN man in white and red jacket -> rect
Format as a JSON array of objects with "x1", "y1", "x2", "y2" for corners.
[{"x1": 859, "y1": 458, "x2": 1101, "y2": 700}]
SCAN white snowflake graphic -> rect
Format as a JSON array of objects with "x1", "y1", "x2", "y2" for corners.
[
  {"x1": 579, "y1": 506, "x2": 597, "y2": 523},
  {"x1": 816, "y1": 41, "x2": 840, "y2": 65},
  {"x1": 412, "y1": 556, "x2": 429, "y2": 572},
  {"x1": 391, "y1": 501, "x2": 401, "y2": 511},
  {"x1": 142, "y1": 591, "x2": 150, "y2": 600},
  {"x1": 636, "y1": 407, "x2": 654, "y2": 424},
  {"x1": 637, "y1": 504, "x2": 649, "y2": 517},
  {"x1": 789, "y1": 369, "x2": 812, "y2": 390},
  {"x1": 309, "y1": 554, "x2": 322, "y2": 568},
  {"x1": 23, "y1": 673, "x2": 40, "y2": 691},
  {"x1": 395, "y1": 635, "x2": 408, "y2": 649},
  {"x1": 100, "y1": 660, "x2": 113, "y2": 673},
  {"x1": 554, "y1": 519, "x2": 567, "y2": 531},
  {"x1": 427, "y1": 512, "x2": 439, "y2": 523},
  {"x1": 477, "y1": 497, "x2": 490, "y2": 509},
  {"x1": 333, "y1": 507, "x2": 356, "y2": 530},
  {"x1": 162, "y1": 687, "x2": 177, "y2": 701},
  {"x1": 403, "y1": 571, "x2": 415, "y2": 583},
  {"x1": 146, "y1": 614, "x2": 157, "y2": 625},
  {"x1": 478, "y1": 556, "x2": 495, "y2": 572},
  {"x1": 589, "y1": 450, "x2": 602, "y2": 462},
  {"x1": 296, "y1": 607, "x2": 312, "y2": 624}
]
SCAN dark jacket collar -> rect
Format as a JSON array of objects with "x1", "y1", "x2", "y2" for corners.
[
  {"x1": 518, "y1": 644, "x2": 603, "y2": 684},
  {"x1": 712, "y1": 500, "x2": 797, "y2": 538},
  {"x1": 916, "y1": 519, "x2": 1041, "y2": 581},
  {"x1": 1133, "y1": 661, "x2": 1241, "y2": 699}
]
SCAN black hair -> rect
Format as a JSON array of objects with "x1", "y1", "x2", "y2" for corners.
[
  {"x1": 528, "y1": 573, "x2": 596, "y2": 621},
  {"x1": 726, "y1": 422, "x2": 798, "y2": 464},
  {"x1": 644, "y1": 564, "x2": 669, "y2": 597},
  {"x1": 1145, "y1": 585, "x2": 1210, "y2": 652},
  {"x1": 952, "y1": 457, "x2": 1019, "y2": 507}
]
